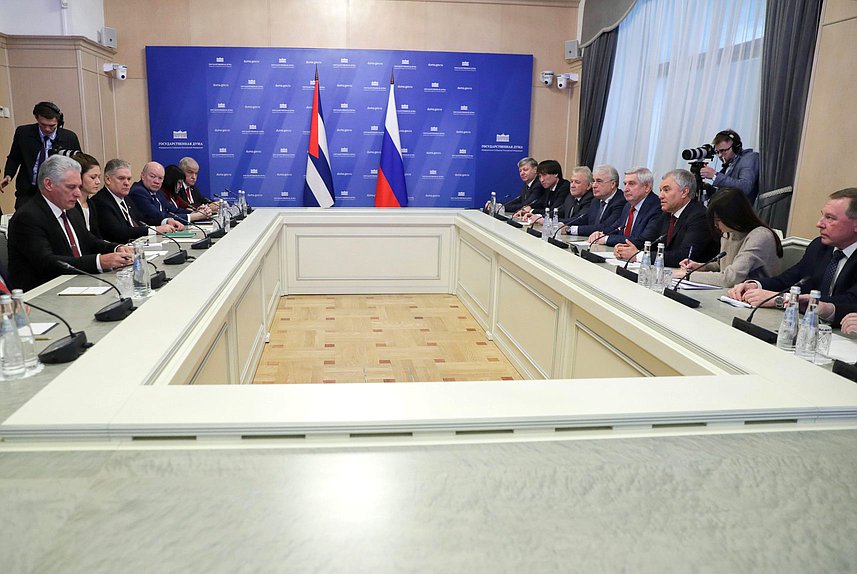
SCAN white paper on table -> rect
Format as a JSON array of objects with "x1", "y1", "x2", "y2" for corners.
[
  {"x1": 672, "y1": 278, "x2": 721, "y2": 290},
  {"x1": 143, "y1": 242, "x2": 164, "y2": 249},
  {"x1": 718, "y1": 295, "x2": 752, "y2": 308},
  {"x1": 26, "y1": 322, "x2": 56, "y2": 336},
  {"x1": 605, "y1": 259, "x2": 640, "y2": 269},
  {"x1": 57, "y1": 286, "x2": 110, "y2": 296},
  {"x1": 826, "y1": 334, "x2": 857, "y2": 363},
  {"x1": 172, "y1": 237, "x2": 203, "y2": 244},
  {"x1": 570, "y1": 241, "x2": 591, "y2": 248},
  {"x1": 145, "y1": 251, "x2": 168, "y2": 261}
]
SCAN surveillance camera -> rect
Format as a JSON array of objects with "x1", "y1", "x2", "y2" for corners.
[
  {"x1": 556, "y1": 75, "x2": 568, "y2": 89},
  {"x1": 540, "y1": 71, "x2": 554, "y2": 87},
  {"x1": 115, "y1": 65, "x2": 128, "y2": 80}
]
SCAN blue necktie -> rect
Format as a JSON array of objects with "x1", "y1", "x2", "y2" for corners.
[{"x1": 820, "y1": 250, "x2": 846, "y2": 296}]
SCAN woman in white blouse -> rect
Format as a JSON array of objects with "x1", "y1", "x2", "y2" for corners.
[{"x1": 72, "y1": 152, "x2": 103, "y2": 238}]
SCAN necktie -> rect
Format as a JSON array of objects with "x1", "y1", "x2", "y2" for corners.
[
  {"x1": 120, "y1": 200, "x2": 135, "y2": 226},
  {"x1": 666, "y1": 215, "x2": 677, "y2": 244},
  {"x1": 61, "y1": 212, "x2": 81, "y2": 257},
  {"x1": 820, "y1": 250, "x2": 846, "y2": 296},
  {"x1": 33, "y1": 134, "x2": 48, "y2": 185},
  {"x1": 624, "y1": 206, "x2": 635, "y2": 236},
  {"x1": 0, "y1": 276, "x2": 10, "y2": 294},
  {"x1": 599, "y1": 200, "x2": 608, "y2": 221}
]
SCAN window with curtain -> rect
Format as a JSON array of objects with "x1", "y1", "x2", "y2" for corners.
[{"x1": 593, "y1": 0, "x2": 766, "y2": 181}]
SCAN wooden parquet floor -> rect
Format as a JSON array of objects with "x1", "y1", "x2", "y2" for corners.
[{"x1": 252, "y1": 294, "x2": 522, "y2": 384}]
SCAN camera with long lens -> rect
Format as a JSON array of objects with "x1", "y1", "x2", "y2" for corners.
[
  {"x1": 681, "y1": 144, "x2": 714, "y2": 161},
  {"x1": 682, "y1": 144, "x2": 715, "y2": 201}
]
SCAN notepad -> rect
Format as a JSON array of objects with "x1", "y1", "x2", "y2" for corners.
[
  {"x1": 718, "y1": 295, "x2": 752, "y2": 308},
  {"x1": 27, "y1": 322, "x2": 56, "y2": 336},
  {"x1": 146, "y1": 251, "x2": 168, "y2": 261},
  {"x1": 58, "y1": 286, "x2": 111, "y2": 296}
]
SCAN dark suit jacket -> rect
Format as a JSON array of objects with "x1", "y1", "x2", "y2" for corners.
[
  {"x1": 575, "y1": 192, "x2": 628, "y2": 237},
  {"x1": 183, "y1": 183, "x2": 212, "y2": 207},
  {"x1": 3, "y1": 124, "x2": 81, "y2": 205},
  {"x1": 760, "y1": 238, "x2": 857, "y2": 306},
  {"x1": 657, "y1": 200, "x2": 717, "y2": 268},
  {"x1": 90, "y1": 187, "x2": 151, "y2": 243},
  {"x1": 503, "y1": 180, "x2": 544, "y2": 213},
  {"x1": 73, "y1": 200, "x2": 102, "y2": 239},
  {"x1": 558, "y1": 190, "x2": 594, "y2": 224},
  {"x1": 128, "y1": 181, "x2": 189, "y2": 225},
  {"x1": 604, "y1": 192, "x2": 663, "y2": 247},
  {"x1": 7, "y1": 193, "x2": 120, "y2": 291},
  {"x1": 531, "y1": 179, "x2": 571, "y2": 215}
]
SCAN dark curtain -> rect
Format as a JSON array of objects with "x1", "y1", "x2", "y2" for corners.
[
  {"x1": 758, "y1": 0, "x2": 824, "y2": 230},
  {"x1": 577, "y1": 28, "x2": 619, "y2": 169}
]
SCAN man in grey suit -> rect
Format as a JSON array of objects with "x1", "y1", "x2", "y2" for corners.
[{"x1": 699, "y1": 129, "x2": 760, "y2": 203}]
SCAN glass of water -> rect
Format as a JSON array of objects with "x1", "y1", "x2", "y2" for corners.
[
  {"x1": 116, "y1": 268, "x2": 133, "y2": 299},
  {"x1": 814, "y1": 324, "x2": 833, "y2": 365}
]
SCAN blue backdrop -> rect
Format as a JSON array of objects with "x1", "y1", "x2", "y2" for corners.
[{"x1": 146, "y1": 46, "x2": 532, "y2": 208}]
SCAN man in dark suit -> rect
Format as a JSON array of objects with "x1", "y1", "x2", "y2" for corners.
[
  {"x1": 178, "y1": 156, "x2": 219, "y2": 212},
  {"x1": 128, "y1": 162, "x2": 210, "y2": 226},
  {"x1": 557, "y1": 166, "x2": 594, "y2": 225},
  {"x1": 563, "y1": 164, "x2": 627, "y2": 237},
  {"x1": 590, "y1": 167, "x2": 662, "y2": 252},
  {"x1": 651, "y1": 169, "x2": 717, "y2": 268},
  {"x1": 7, "y1": 155, "x2": 134, "y2": 292},
  {"x1": 729, "y1": 187, "x2": 857, "y2": 308},
  {"x1": 91, "y1": 159, "x2": 182, "y2": 243},
  {"x1": 2, "y1": 102, "x2": 81, "y2": 210},
  {"x1": 497, "y1": 157, "x2": 543, "y2": 214},
  {"x1": 527, "y1": 160, "x2": 570, "y2": 217}
]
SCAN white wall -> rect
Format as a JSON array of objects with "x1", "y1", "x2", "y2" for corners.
[{"x1": 0, "y1": 0, "x2": 104, "y2": 42}]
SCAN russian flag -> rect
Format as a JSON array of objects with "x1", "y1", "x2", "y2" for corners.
[
  {"x1": 375, "y1": 73, "x2": 408, "y2": 207},
  {"x1": 304, "y1": 68, "x2": 335, "y2": 208}
]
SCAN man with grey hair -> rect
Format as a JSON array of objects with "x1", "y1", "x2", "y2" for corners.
[
  {"x1": 7, "y1": 155, "x2": 134, "y2": 291},
  {"x1": 563, "y1": 164, "x2": 626, "y2": 237},
  {"x1": 653, "y1": 168, "x2": 716, "y2": 268},
  {"x1": 91, "y1": 158, "x2": 182, "y2": 243},
  {"x1": 590, "y1": 167, "x2": 662, "y2": 252},
  {"x1": 489, "y1": 157, "x2": 542, "y2": 214},
  {"x1": 178, "y1": 156, "x2": 218, "y2": 212}
]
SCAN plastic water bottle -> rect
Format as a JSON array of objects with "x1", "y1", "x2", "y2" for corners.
[
  {"x1": 551, "y1": 207, "x2": 559, "y2": 232},
  {"x1": 220, "y1": 199, "x2": 231, "y2": 233},
  {"x1": 0, "y1": 294, "x2": 26, "y2": 379},
  {"x1": 489, "y1": 191, "x2": 497, "y2": 216},
  {"x1": 237, "y1": 189, "x2": 247, "y2": 216},
  {"x1": 132, "y1": 239, "x2": 152, "y2": 299},
  {"x1": 794, "y1": 289, "x2": 821, "y2": 361},
  {"x1": 10, "y1": 289, "x2": 38, "y2": 370},
  {"x1": 638, "y1": 241, "x2": 652, "y2": 288},
  {"x1": 542, "y1": 209, "x2": 552, "y2": 241},
  {"x1": 775, "y1": 285, "x2": 802, "y2": 352},
  {"x1": 650, "y1": 243, "x2": 665, "y2": 292}
]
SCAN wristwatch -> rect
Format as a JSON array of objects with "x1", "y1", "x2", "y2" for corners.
[{"x1": 774, "y1": 293, "x2": 790, "y2": 309}]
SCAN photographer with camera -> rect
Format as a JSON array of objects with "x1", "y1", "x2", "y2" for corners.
[{"x1": 697, "y1": 129, "x2": 760, "y2": 204}]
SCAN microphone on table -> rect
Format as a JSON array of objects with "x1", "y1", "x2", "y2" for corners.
[
  {"x1": 614, "y1": 233, "x2": 667, "y2": 282},
  {"x1": 673, "y1": 251, "x2": 727, "y2": 290},
  {"x1": 26, "y1": 300, "x2": 91, "y2": 364},
  {"x1": 580, "y1": 224, "x2": 623, "y2": 264},
  {"x1": 206, "y1": 212, "x2": 227, "y2": 239},
  {"x1": 186, "y1": 221, "x2": 213, "y2": 250},
  {"x1": 731, "y1": 276, "x2": 811, "y2": 344},
  {"x1": 56, "y1": 261, "x2": 134, "y2": 322},
  {"x1": 662, "y1": 251, "x2": 726, "y2": 309},
  {"x1": 147, "y1": 260, "x2": 168, "y2": 289},
  {"x1": 145, "y1": 225, "x2": 191, "y2": 265}
]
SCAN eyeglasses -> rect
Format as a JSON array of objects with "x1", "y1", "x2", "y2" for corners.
[{"x1": 714, "y1": 146, "x2": 732, "y2": 156}]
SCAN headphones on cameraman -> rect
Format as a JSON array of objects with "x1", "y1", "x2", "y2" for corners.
[
  {"x1": 716, "y1": 130, "x2": 742, "y2": 155},
  {"x1": 33, "y1": 101, "x2": 64, "y2": 129}
]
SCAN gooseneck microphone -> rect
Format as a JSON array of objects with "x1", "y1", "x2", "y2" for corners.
[
  {"x1": 580, "y1": 224, "x2": 622, "y2": 264},
  {"x1": 731, "y1": 277, "x2": 811, "y2": 344},
  {"x1": 145, "y1": 225, "x2": 191, "y2": 265},
  {"x1": 26, "y1": 300, "x2": 91, "y2": 364},
  {"x1": 147, "y1": 260, "x2": 168, "y2": 289},
  {"x1": 206, "y1": 213, "x2": 227, "y2": 239},
  {"x1": 187, "y1": 221, "x2": 212, "y2": 250},
  {"x1": 673, "y1": 251, "x2": 727, "y2": 290},
  {"x1": 56, "y1": 261, "x2": 134, "y2": 322}
]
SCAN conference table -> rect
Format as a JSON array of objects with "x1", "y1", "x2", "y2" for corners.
[{"x1": 1, "y1": 208, "x2": 855, "y2": 444}]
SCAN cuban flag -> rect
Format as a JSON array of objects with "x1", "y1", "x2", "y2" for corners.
[
  {"x1": 375, "y1": 72, "x2": 408, "y2": 207},
  {"x1": 304, "y1": 68, "x2": 335, "y2": 208}
]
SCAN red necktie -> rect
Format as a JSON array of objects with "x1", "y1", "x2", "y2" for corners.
[
  {"x1": 61, "y1": 212, "x2": 81, "y2": 257},
  {"x1": 666, "y1": 215, "x2": 677, "y2": 244},
  {"x1": 624, "y1": 206, "x2": 635, "y2": 236},
  {"x1": 0, "y1": 276, "x2": 9, "y2": 294}
]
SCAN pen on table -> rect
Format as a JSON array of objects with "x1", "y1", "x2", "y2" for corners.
[{"x1": 687, "y1": 246, "x2": 694, "y2": 262}]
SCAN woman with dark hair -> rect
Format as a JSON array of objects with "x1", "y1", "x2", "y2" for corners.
[
  {"x1": 161, "y1": 164, "x2": 192, "y2": 211},
  {"x1": 673, "y1": 187, "x2": 782, "y2": 286},
  {"x1": 71, "y1": 152, "x2": 103, "y2": 237}
]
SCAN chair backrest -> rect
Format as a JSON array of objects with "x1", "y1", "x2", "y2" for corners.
[{"x1": 755, "y1": 185, "x2": 792, "y2": 235}]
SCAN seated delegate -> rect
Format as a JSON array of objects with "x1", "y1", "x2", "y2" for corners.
[{"x1": 673, "y1": 187, "x2": 782, "y2": 286}]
